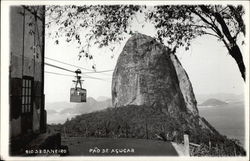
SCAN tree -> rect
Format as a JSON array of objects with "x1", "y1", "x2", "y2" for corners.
[
  {"x1": 149, "y1": 5, "x2": 246, "y2": 81},
  {"x1": 45, "y1": 5, "x2": 141, "y2": 63},
  {"x1": 45, "y1": 4, "x2": 246, "y2": 81}
]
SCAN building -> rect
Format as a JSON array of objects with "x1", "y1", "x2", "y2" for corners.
[{"x1": 9, "y1": 6, "x2": 46, "y2": 139}]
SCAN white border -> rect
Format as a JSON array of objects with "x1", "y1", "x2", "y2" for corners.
[{"x1": 1, "y1": 1, "x2": 249, "y2": 161}]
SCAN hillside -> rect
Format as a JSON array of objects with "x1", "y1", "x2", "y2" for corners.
[
  {"x1": 52, "y1": 105, "x2": 208, "y2": 140},
  {"x1": 50, "y1": 105, "x2": 245, "y2": 156},
  {"x1": 200, "y1": 98, "x2": 228, "y2": 106}
]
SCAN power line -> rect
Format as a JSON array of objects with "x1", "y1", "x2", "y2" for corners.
[
  {"x1": 45, "y1": 62, "x2": 75, "y2": 73},
  {"x1": 45, "y1": 56, "x2": 94, "y2": 72},
  {"x1": 45, "y1": 71, "x2": 74, "y2": 77},
  {"x1": 45, "y1": 71, "x2": 110, "y2": 82},
  {"x1": 45, "y1": 62, "x2": 113, "y2": 77},
  {"x1": 83, "y1": 74, "x2": 109, "y2": 81},
  {"x1": 84, "y1": 69, "x2": 114, "y2": 74},
  {"x1": 45, "y1": 56, "x2": 114, "y2": 75},
  {"x1": 45, "y1": 62, "x2": 150, "y2": 81}
]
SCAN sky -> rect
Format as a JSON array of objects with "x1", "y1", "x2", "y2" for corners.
[{"x1": 44, "y1": 9, "x2": 246, "y2": 103}]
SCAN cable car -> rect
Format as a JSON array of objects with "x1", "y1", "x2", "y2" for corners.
[{"x1": 70, "y1": 69, "x2": 87, "y2": 103}]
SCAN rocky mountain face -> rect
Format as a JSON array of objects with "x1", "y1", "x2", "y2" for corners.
[
  {"x1": 170, "y1": 54, "x2": 198, "y2": 116},
  {"x1": 111, "y1": 33, "x2": 213, "y2": 133},
  {"x1": 112, "y1": 33, "x2": 198, "y2": 116}
]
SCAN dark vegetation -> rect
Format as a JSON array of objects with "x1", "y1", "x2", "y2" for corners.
[
  {"x1": 191, "y1": 138, "x2": 246, "y2": 156},
  {"x1": 49, "y1": 105, "x2": 245, "y2": 156}
]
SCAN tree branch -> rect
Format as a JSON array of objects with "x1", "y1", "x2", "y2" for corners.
[
  {"x1": 218, "y1": 6, "x2": 229, "y2": 14},
  {"x1": 221, "y1": 38, "x2": 230, "y2": 51},
  {"x1": 191, "y1": 7, "x2": 224, "y2": 39},
  {"x1": 214, "y1": 12, "x2": 235, "y2": 44},
  {"x1": 199, "y1": 5, "x2": 225, "y2": 39},
  {"x1": 190, "y1": 8, "x2": 213, "y2": 27},
  {"x1": 201, "y1": 5, "x2": 234, "y2": 44},
  {"x1": 203, "y1": 32, "x2": 221, "y2": 39},
  {"x1": 233, "y1": 29, "x2": 241, "y2": 41},
  {"x1": 187, "y1": 24, "x2": 210, "y2": 29}
]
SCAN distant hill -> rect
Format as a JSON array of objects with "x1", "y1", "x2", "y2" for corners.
[
  {"x1": 45, "y1": 97, "x2": 112, "y2": 124},
  {"x1": 46, "y1": 102, "x2": 75, "y2": 112},
  {"x1": 196, "y1": 93, "x2": 244, "y2": 104},
  {"x1": 200, "y1": 98, "x2": 228, "y2": 106},
  {"x1": 60, "y1": 97, "x2": 112, "y2": 115}
]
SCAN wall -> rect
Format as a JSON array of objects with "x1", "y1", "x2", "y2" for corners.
[{"x1": 10, "y1": 6, "x2": 45, "y2": 137}]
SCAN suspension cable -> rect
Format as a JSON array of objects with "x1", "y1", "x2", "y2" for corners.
[
  {"x1": 84, "y1": 69, "x2": 114, "y2": 74},
  {"x1": 45, "y1": 57, "x2": 94, "y2": 72},
  {"x1": 45, "y1": 60, "x2": 114, "y2": 75},
  {"x1": 45, "y1": 56, "x2": 114, "y2": 75},
  {"x1": 45, "y1": 71, "x2": 110, "y2": 81},
  {"x1": 45, "y1": 62, "x2": 75, "y2": 73},
  {"x1": 45, "y1": 71, "x2": 74, "y2": 77}
]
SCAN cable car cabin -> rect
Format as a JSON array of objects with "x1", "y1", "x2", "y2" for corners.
[
  {"x1": 70, "y1": 69, "x2": 87, "y2": 103},
  {"x1": 70, "y1": 87, "x2": 86, "y2": 102}
]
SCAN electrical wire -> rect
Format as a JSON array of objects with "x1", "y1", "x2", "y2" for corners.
[
  {"x1": 45, "y1": 56, "x2": 114, "y2": 75},
  {"x1": 44, "y1": 61, "x2": 114, "y2": 83},
  {"x1": 45, "y1": 71, "x2": 74, "y2": 77},
  {"x1": 84, "y1": 69, "x2": 114, "y2": 74},
  {"x1": 45, "y1": 56, "x2": 94, "y2": 72},
  {"x1": 45, "y1": 61, "x2": 153, "y2": 81},
  {"x1": 45, "y1": 71, "x2": 110, "y2": 82},
  {"x1": 83, "y1": 74, "x2": 109, "y2": 81},
  {"x1": 45, "y1": 62, "x2": 75, "y2": 73}
]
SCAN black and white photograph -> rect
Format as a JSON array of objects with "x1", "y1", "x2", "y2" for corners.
[{"x1": 1, "y1": 1, "x2": 249, "y2": 160}]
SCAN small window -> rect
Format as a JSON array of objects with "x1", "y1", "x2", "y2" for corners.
[{"x1": 21, "y1": 77, "x2": 33, "y2": 114}]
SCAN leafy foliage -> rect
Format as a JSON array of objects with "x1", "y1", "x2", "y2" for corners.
[
  {"x1": 148, "y1": 5, "x2": 245, "y2": 49},
  {"x1": 191, "y1": 139, "x2": 246, "y2": 156},
  {"x1": 46, "y1": 5, "x2": 142, "y2": 61},
  {"x1": 46, "y1": 5, "x2": 245, "y2": 52},
  {"x1": 45, "y1": 4, "x2": 246, "y2": 80}
]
